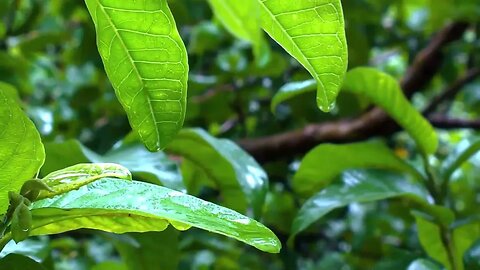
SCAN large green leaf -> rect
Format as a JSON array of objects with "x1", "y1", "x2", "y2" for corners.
[
  {"x1": 342, "y1": 67, "x2": 438, "y2": 154},
  {"x1": 0, "y1": 83, "x2": 45, "y2": 214},
  {"x1": 292, "y1": 142, "x2": 422, "y2": 196},
  {"x1": 84, "y1": 0, "x2": 188, "y2": 151},
  {"x1": 166, "y1": 128, "x2": 268, "y2": 218},
  {"x1": 37, "y1": 163, "x2": 131, "y2": 200},
  {"x1": 29, "y1": 179, "x2": 281, "y2": 253},
  {"x1": 291, "y1": 170, "x2": 428, "y2": 238},
  {"x1": 258, "y1": 0, "x2": 348, "y2": 111},
  {"x1": 42, "y1": 140, "x2": 184, "y2": 191}
]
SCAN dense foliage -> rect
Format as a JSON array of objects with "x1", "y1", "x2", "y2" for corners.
[{"x1": 0, "y1": 0, "x2": 479, "y2": 269}]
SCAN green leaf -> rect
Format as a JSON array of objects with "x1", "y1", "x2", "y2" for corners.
[
  {"x1": 258, "y1": 0, "x2": 348, "y2": 111},
  {"x1": 166, "y1": 128, "x2": 268, "y2": 218},
  {"x1": 0, "y1": 83, "x2": 45, "y2": 214},
  {"x1": 292, "y1": 142, "x2": 422, "y2": 196},
  {"x1": 37, "y1": 163, "x2": 132, "y2": 200},
  {"x1": 342, "y1": 67, "x2": 438, "y2": 154},
  {"x1": 42, "y1": 140, "x2": 184, "y2": 191},
  {"x1": 442, "y1": 139, "x2": 480, "y2": 180},
  {"x1": 271, "y1": 79, "x2": 316, "y2": 113},
  {"x1": 291, "y1": 170, "x2": 428, "y2": 238},
  {"x1": 0, "y1": 254, "x2": 46, "y2": 270},
  {"x1": 30, "y1": 179, "x2": 281, "y2": 253},
  {"x1": 84, "y1": 0, "x2": 189, "y2": 151},
  {"x1": 407, "y1": 259, "x2": 441, "y2": 270},
  {"x1": 413, "y1": 213, "x2": 452, "y2": 270},
  {"x1": 112, "y1": 229, "x2": 179, "y2": 270},
  {"x1": 207, "y1": 0, "x2": 269, "y2": 66},
  {"x1": 0, "y1": 237, "x2": 50, "y2": 263},
  {"x1": 453, "y1": 222, "x2": 480, "y2": 270}
]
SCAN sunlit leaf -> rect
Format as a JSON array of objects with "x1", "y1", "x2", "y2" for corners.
[
  {"x1": 84, "y1": 0, "x2": 189, "y2": 151},
  {"x1": 37, "y1": 163, "x2": 132, "y2": 200},
  {"x1": 30, "y1": 179, "x2": 281, "y2": 253},
  {"x1": 291, "y1": 170, "x2": 428, "y2": 239},
  {"x1": 0, "y1": 83, "x2": 45, "y2": 214},
  {"x1": 258, "y1": 0, "x2": 348, "y2": 111},
  {"x1": 292, "y1": 142, "x2": 423, "y2": 196},
  {"x1": 342, "y1": 67, "x2": 438, "y2": 154},
  {"x1": 166, "y1": 128, "x2": 268, "y2": 218}
]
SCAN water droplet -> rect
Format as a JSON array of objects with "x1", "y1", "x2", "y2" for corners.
[{"x1": 319, "y1": 101, "x2": 336, "y2": 112}]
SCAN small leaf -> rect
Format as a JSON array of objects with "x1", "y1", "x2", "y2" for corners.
[
  {"x1": 291, "y1": 170, "x2": 428, "y2": 238},
  {"x1": 37, "y1": 163, "x2": 131, "y2": 200},
  {"x1": 11, "y1": 202, "x2": 32, "y2": 243},
  {"x1": 342, "y1": 67, "x2": 438, "y2": 154},
  {"x1": 407, "y1": 259, "x2": 442, "y2": 270},
  {"x1": 207, "y1": 0, "x2": 269, "y2": 66},
  {"x1": 413, "y1": 213, "x2": 452, "y2": 269},
  {"x1": 271, "y1": 79, "x2": 316, "y2": 113},
  {"x1": 84, "y1": 0, "x2": 189, "y2": 151},
  {"x1": 441, "y1": 139, "x2": 480, "y2": 180},
  {"x1": 30, "y1": 179, "x2": 281, "y2": 253},
  {"x1": 0, "y1": 83, "x2": 45, "y2": 214},
  {"x1": 258, "y1": 0, "x2": 348, "y2": 111},
  {"x1": 42, "y1": 140, "x2": 185, "y2": 191},
  {"x1": 166, "y1": 128, "x2": 268, "y2": 217},
  {"x1": 292, "y1": 142, "x2": 422, "y2": 196}
]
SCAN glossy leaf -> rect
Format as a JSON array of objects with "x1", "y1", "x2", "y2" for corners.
[
  {"x1": 442, "y1": 139, "x2": 480, "y2": 180},
  {"x1": 42, "y1": 140, "x2": 184, "y2": 191},
  {"x1": 292, "y1": 142, "x2": 422, "y2": 196},
  {"x1": 85, "y1": 0, "x2": 189, "y2": 151},
  {"x1": 166, "y1": 128, "x2": 268, "y2": 217},
  {"x1": 291, "y1": 170, "x2": 428, "y2": 238},
  {"x1": 271, "y1": 79, "x2": 315, "y2": 113},
  {"x1": 407, "y1": 259, "x2": 441, "y2": 270},
  {"x1": 258, "y1": 0, "x2": 348, "y2": 111},
  {"x1": 342, "y1": 67, "x2": 438, "y2": 154},
  {"x1": 414, "y1": 213, "x2": 452, "y2": 270},
  {"x1": 0, "y1": 83, "x2": 45, "y2": 214},
  {"x1": 37, "y1": 163, "x2": 132, "y2": 200},
  {"x1": 30, "y1": 179, "x2": 281, "y2": 253}
]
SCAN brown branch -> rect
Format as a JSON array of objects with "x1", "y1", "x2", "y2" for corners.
[
  {"x1": 423, "y1": 68, "x2": 480, "y2": 115},
  {"x1": 238, "y1": 22, "x2": 470, "y2": 163},
  {"x1": 429, "y1": 115, "x2": 480, "y2": 129}
]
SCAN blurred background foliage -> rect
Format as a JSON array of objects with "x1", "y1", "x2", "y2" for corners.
[{"x1": 0, "y1": 0, "x2": 479, "y2": 269}]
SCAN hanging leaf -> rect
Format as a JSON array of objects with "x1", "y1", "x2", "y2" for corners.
[
  {"x1": 258, "y1": 0, "x2": 348, "y2": 111},
  {"x1": 84, "y1": 0, "x2": 189, "y2": 151}
]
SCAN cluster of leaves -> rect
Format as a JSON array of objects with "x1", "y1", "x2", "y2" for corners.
[{"x1": 0, "y1": 0, "x2": 479, "y2": 269}]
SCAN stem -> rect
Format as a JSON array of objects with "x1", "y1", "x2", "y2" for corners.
[
  {"x1": 440, "y1": 225, "x2": 461, "y2": 270},
  {"x1": 421, "y1": 154, "x2": 441, "y2": 204}
]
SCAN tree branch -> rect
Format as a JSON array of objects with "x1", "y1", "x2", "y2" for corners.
[{"x1": 238, "y1": 22, "x2": 470, "y2": 163}]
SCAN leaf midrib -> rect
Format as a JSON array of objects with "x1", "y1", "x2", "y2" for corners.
[{"x1": 95, "y1": 0, "x2": 160, "y2": 146}]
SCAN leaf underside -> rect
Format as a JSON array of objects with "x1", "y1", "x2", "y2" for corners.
[{"x1": 85, "y1": 0, "x2": 188, "y2": 151}]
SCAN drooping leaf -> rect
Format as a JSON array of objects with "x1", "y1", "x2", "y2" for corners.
[
  {"x1": 407, "y1": 259, "x2": 442, "y2": 270},
  {"x1": 207, "y1": 0, "x2": 269, "y2": 66},
  {"x1": 0, "y1": 83, "x2": 45, "y2": 214},
  {"x1": 442, "y1": 139, "x2": 480, "y2": 180},
  {"x1": 0, "y1": 254, "x2": 46, "y2": 270},
  {"x1": 342, "y1": 67, "x2": 438, "y2": 154},
  {"x1": 292, "y1": 142, "x2": 423, "y2": 196},
  {"x1": 413, "y1": 213, "x2": 452, "y2": 270},
  {"x1": 37, "y1": 163, "x2": 132, "y2": 200},
  {"x1": 30, "y1": 179, "x2": 281, "y2": 253},
  {"x1": 84, "y1": 0, "x2": 189, "y2": 151},
  {"x1": 258, "y1": 0, "x2": 348, "y2": 111},
  {"x1": 42, "y1": 140, "x2": 185, "y2": 191},
  {"x1": 271, "y1": 79, "x2": 316, "y2": 113},
  {"x1": 291, "y1": 170, "x2": 428, "y2": 239},
  {"x1": 166, "y1": 128, "x2": 268, "y2": 218}
]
